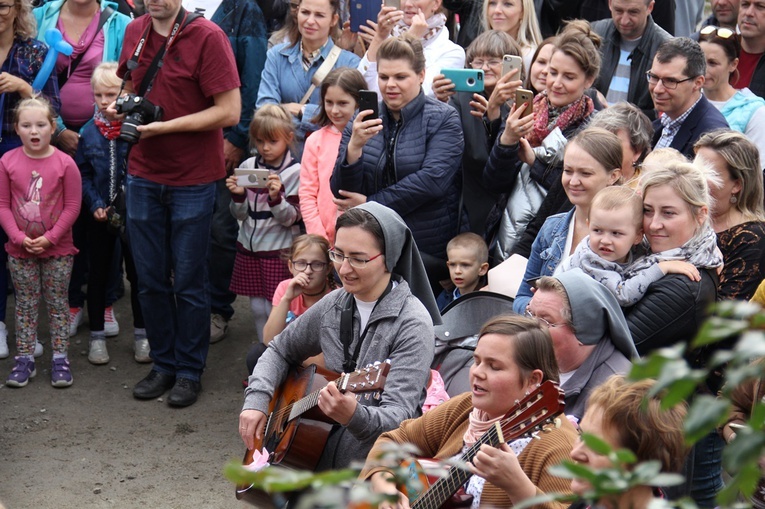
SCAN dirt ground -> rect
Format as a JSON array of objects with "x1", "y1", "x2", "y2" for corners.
[{"x1": 0, "y1": 290, "x2": 257, "y2": 508}]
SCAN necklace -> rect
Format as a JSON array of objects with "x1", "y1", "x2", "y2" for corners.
[
  {"x1": 303, "y1": 283, "x2": 327, "y2": 297},
  {"x1": 61, "y1": 2, "x2": 100, "y2": 46}
]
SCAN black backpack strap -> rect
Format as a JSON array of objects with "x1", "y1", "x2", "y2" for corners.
[{"x1": 57, "y1": 7, "x2": 115, "y2": 89}]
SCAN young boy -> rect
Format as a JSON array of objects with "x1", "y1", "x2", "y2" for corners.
[
  {"x1": 437, "y1": 233, "x2": 489, "y2": 312},
  {"x1": 76, "y1": 62, "x2": 149, "y2": 365},
  {"x1": 557, "y1": 186, "x2": 700, "y2": 306}
]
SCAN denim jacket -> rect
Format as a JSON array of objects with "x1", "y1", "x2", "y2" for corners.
[
  {"x1": 256, "y1": 39, "x2": 360, "y2": 151},
  {"x1": 512, "y1": 209, "x2": 574, "y2": 313},
  {"x1": 76, "y1": 120, "x2": 129, "y2": 215}
]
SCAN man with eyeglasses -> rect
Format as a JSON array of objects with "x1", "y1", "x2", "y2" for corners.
[
  {"x1": 738, "y1": 0, "x2": 765, "y2": 98},
  {"x1": 591, "y1": 0, "x2": 671, "y2": 120},
  {"x1": 648, "y1": 37, "x2": 728, "y2": 158},
  {"x1": 523, "y1": 270, "x2": 636, "y2": 421}
]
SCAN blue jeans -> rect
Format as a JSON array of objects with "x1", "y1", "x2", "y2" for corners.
[
  {"x1": 126, "y1": 175, "x2": 216, "y2": 382},
  {"x1": 690, "y1": 431, "x2": 725, "y2": 508},
  {"x1": 208, "y1": 178, "x2": 238, "y2": 320}
]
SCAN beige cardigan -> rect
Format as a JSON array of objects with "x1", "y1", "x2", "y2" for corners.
[{"x1": 361, "y1": 392, "x2": 578, "y2": 508}]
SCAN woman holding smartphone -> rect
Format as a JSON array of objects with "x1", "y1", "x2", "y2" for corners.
[
  {"x1": 484, "y1": 20, "x2": 601, "y2": 263},
  {"x1": 357, "y1": 0, "x2": 464, "y2": 97},
  {"x1": 433, "y1": 30, "x2": 524, "y2": 235},
  {"x1": 331, "y1": 35, "x2": 463, "y2": 288}
]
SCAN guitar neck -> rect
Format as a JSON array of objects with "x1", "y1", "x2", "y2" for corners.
[
  {"x1": 411, "y1": 429, "x2": 501, "y2": 509},
  {"x1": 287, "y1": 377, "x2": 341, "y2": 421}
]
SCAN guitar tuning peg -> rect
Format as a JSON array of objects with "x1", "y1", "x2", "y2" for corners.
[
  {"x1": 554, "y1": 417, "x2": 562, "y2": 429},
  {"x1": 532, "y1": 431, "x2": 541, "y2": 440},
  {"x1": 373, "y1": 392, "x2": 381, "y2": 400},
  {"x1": 364, "y1": 393, "x2": 371, "y2": 400},
  {"x1": 350, "y1": 383, "x2": 357, "y2": 390},
  {"x1": 373, "y1": 361, "x2": 381, "y2": 366},
  {"x1": 514, "y1": 399, "x2": 520, "y2": 405}
]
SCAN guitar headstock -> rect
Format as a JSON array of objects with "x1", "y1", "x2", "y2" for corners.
[
  {"x1": 337, "y1": 359, "x2": 391, "y2": 395},
  {"x1": 496, "y1": 380, "x2": 565, "y2": 443}
]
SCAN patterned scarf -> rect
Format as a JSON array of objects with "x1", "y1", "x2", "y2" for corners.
[
  {"x1": 392, "y1": 12, "x2": 446, "y2": 46},
  {"x1": 626, "y1": 224, "x2": 724, "y2": 276},
  {"x1": 94, "y1": 110, "x2": 122, "y2": 141},
  {"x1": 525, "y1": 91, "x2": 593, "y2": 148}
]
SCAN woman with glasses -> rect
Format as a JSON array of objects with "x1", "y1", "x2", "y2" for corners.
[
  {"x1": 512, "y1": 127, "x2": 623, "y2": 314},
  {"x1": 240, "y1": 202, "x2": 440, "y2": 470},
  {"x1": 0, "y1": 0, "x2": 62, "y2": 360},
  {"x1": 525, "y1": 269, "x2": 636, "y2": 420},
  {"x1": 484, "y1": 20, "x2": 602, "y2": 264},
  {"x1": 432, "y1": 30, "x2": 523, "y2": 235},
  {"x1": 699, "y1": 25, "x2": 765, "y2": 167}
]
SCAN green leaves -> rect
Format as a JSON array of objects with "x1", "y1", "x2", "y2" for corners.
[{"x1": 683, "y1": 395, "x2": 730, "y2": 445}]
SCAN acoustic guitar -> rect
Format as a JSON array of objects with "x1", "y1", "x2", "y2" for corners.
[
  {"x1": 236, "y1": 360, "x2": 391, "y2": 505},
  {"x1": 399, "y1": 380, "x2": 565, "y2": 509}
]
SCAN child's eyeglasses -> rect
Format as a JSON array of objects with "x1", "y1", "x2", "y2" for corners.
[{"x1": 700, "y1": 25, "x2": 735, "y2": 40}]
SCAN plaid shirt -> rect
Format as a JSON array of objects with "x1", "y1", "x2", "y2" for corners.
[
  {"x1": 0, "y1": 38, "x2": 61, "y2": 149},
  {"x1": 653, "y1": 94, "x2": 702, "y2": 150}
]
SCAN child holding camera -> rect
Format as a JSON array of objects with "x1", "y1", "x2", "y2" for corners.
[
  {"x1": 226, "y1": 104, "x2": 301, "y2": 341},
  {"x1": 76, "y1": 63, "x2": 148, "y2": 365}
]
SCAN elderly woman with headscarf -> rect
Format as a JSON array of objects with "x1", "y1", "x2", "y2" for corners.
[
  {"x1": 238, "y1": 202, "x2": 438, "y2": 470},
  {"x1": 523, "y1": 268, "x2": 637, "y2": 420}
]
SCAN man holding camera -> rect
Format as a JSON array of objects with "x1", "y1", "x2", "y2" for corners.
[{"x1": 114, "y1": 0, "x2": 241, "y2": 407}]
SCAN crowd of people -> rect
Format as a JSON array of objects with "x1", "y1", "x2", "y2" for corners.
[{"x1": 0, "y1": 0, "x2": 765, "y2": 505}]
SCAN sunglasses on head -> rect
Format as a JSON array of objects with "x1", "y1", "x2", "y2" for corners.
[{"x1": 700, "y1": 25, "x2": 735, "y2": 39}]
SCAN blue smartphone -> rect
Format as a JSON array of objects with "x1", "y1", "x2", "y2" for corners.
[
  {"x1": 441, "y1": 69, "x2": 484, "y2": 93},
  {"x1": 350, "y1": 0, "x2": 381, "y2": 33}
]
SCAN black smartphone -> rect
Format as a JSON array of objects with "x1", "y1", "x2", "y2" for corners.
[{"x1": 358, "y1": 90, "x2": 379, "y2": 121}]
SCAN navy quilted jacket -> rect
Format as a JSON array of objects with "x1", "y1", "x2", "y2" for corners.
[{"x1": 331, "y1": 91, "x2": 464, "y2": 259}]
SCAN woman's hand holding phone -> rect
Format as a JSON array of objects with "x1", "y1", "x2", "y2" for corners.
[
  {"x1": 347, "y1": 111, "x2": 383, "y2": 164},
  {"x1": 500, "y1": 101, "x2": 535, "y2": 146},
  {"x1": 432, "y1": 73, "x2": 456, "y2": 103},
  {"x1": 486, "y1": 68, "x2": 522, "y2": 121}
]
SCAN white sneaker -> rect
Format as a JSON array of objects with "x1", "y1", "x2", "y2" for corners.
[
  {"x1": 33, "y1": 341, "x2": 43, "y2": 358},
  {"x1": 88, "y1": 339, "x2": 109, "y2": 365},
  {"x1": 0, "y1": 322, "x2": 7, "y2": 359},
  {"x1": 69, "y1": 308, "x2": 84, "y2": 338},
  {"x1": 134, "y1": 338, "x2": 151, "y2": 363},
  {"x1": 210, "y1": 314, "x2": 228, "y2": 344},
  {"x1": 104, "y1": 307, "x2": 119, "y2": 337}
]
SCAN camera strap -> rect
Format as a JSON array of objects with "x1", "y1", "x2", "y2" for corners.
[{"x1": 122, "y1": 7, "x2": 201, "y2": 97}]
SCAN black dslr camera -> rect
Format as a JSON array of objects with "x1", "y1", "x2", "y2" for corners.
[{"x1": 115, "y1": 94, "x2": 163, "y2": 144}]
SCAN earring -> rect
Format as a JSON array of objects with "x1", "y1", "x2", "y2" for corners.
[{"x1": 730, "y1": 194, "x2": 738, "y2": 204}]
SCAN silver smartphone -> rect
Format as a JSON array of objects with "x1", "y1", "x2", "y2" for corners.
[
  {"x1": 502, "y1": 54, "x2": 523, "y2": 79},
  {"x1": 235, "y1": 168, "x2": 270, "y2": 188}
]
